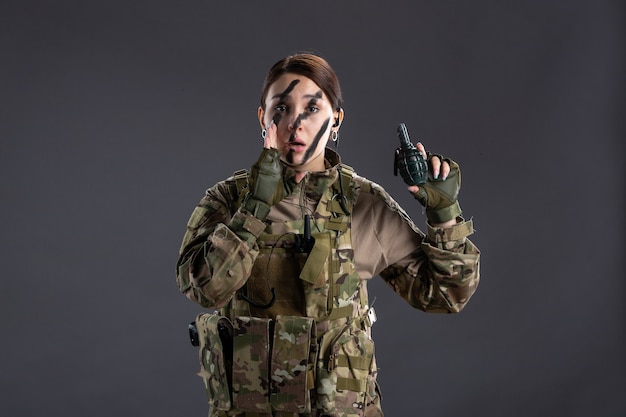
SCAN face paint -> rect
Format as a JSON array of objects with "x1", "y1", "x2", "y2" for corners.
[
  {"x1": 300, "y1": 117, "x2": 331, "y2": 165},
  {"x1": 288, "y1": 114, "x2": 304, "y2": 142},
  {"x1": 272, "y1": 113, "x2": 282, "y2": 127},
  {"x1": 269, "y1": 80, "x2": 304, "y2": 130},
  {"x1": 285, "y1": 111, "x2": 316, "y2": 164},
  {"x1": 288, "y1": 92, "x2": 323, "y2": 142},
  {"x1": 278, "y1": 79, "x2": 300, "y2": 102},
  {"x1": 266, "y1": 75, "x2": 332, "y2": 171}
]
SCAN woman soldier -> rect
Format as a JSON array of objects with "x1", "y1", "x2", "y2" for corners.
[{"x1": 176, "y1": 53, "x2": 480, "y2": 417}]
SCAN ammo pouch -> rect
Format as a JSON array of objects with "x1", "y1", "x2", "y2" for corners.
[
  {"x1": 195, "y1": 314, "x2": 316, "y2": 414},
  {"x1": 195, "y1": 313, "x2": 375, "y2": 416},
  {"x1": 316, "y1": 324, "x2": 375, "y2": 417},
  {"x1": 195, "y1": 313, "x2": 234, "y2": 411}
]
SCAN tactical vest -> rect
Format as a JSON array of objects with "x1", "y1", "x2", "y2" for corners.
[{"x1": 194, "y1": 164, "x2": 380, "y2": 417}]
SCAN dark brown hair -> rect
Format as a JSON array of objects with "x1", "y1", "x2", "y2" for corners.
[{"x1": 260, "y1": 53, "x2": 343, "y2": 111}]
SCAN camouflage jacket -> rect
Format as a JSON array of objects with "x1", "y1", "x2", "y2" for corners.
[{"x1": 176, "y1": 148, "x2": 480, "y2": 417}]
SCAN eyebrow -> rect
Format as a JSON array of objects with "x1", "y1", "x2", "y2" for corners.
[{"x1": 304, "y1": 91, "x2": 323, "y2": 100}]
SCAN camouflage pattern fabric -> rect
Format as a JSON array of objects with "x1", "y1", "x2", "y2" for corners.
[
  {"x1": 232, "y1": 316, "x2": 272, "y2": 413},
  {"x1": 177, "y1": 149, "x2": 480, "y2": 417},
  {"x1": 270, "y1": 316, "x2": 315, "y2": 413},
  {"x1": 195, "y1": 313, "x2": 233, "y2": 411},
  {"x1": 222, "y1": 164, "x2": 371, "y2": 416},
  {"x1": 315, "y1": 322, "x2": 375, "y2": 417}
]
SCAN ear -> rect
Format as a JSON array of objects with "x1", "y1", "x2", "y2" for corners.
[
  {"x1": 333, "y1": 108, "x2": 345, "y2": 128},
  {"x1": 258, "y1": 106, "x2": 266, "y2": 129}
]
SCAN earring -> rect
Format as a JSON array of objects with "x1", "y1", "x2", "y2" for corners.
[
  {"x1": 331, "y1": 130, "x2": 339, "y2": 142},
  {"x1": 261, "y1": 129, "x2": 267, "y2": 139}
]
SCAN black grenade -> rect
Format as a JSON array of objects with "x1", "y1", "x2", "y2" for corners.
[{"x1": 394, "y1": 123, "x2": 429, "y2": 186}]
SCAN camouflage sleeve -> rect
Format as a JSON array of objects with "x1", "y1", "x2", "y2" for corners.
[
  {"x1": 176, "y1": 180, "x2": 266, "y2": 309},
  {"x1": 354, "y1": 178, "x2": 480, "y2": 313},
  {"x1": 379, "y1": 218, "x2": 480, "y2": 313}
]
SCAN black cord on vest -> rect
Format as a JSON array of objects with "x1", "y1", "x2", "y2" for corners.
[{"x1": 239, "y1": 288, "x2": 276, "y2": 309}]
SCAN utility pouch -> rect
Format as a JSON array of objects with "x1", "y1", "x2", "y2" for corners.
[
  {"x1": 195, "y1": 313, "x2": 233, "y2": 411},
  {"x1": 270, "y1": 315, "x2": 315, "y2": 413},
  {"x1": 231, "y1": 316, "x2": 272, "y2": 413},
  {"x1": 316, "y1": 326, "x2": 375, "y2": 417}
]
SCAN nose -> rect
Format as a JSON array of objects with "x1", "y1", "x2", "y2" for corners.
[{"x1": 286, "y1": 112, "x2": 302, "y2": 131}]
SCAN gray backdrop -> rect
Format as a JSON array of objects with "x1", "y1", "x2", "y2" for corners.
[{"x1": 1, "y1": 1, "x2": 624, "y2": 416}]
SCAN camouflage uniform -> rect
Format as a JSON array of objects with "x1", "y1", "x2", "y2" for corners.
[{"x1": 177, "y1": 149, "x2": 480, "y2": 417}]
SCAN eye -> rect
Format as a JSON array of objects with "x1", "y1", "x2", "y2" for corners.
[
  {"x1": 307, "y1": 105, "x2": 319, "y2": 113},
  {"x1": 274, "y1": 104, "x2": 287, "y2": 112}
]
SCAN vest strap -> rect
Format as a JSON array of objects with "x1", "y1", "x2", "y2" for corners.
[
  {"x1": 337, "y1": 376, "x2": 367, "y2": 392},
  {"x1": 299, "y1": 233, "x2": 331, "y2": 285},
  {"x1": 337, "y1": 354, "x2": 371, "y2": 370},
  {"x1": 231, "y1": 169, "x2": 249, "y2": 210},
  {"x1": 325, "y1": 304, "x2": 354, "y2": 321}
]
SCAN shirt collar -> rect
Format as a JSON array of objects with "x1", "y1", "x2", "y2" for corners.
[{"x1": 282, "y1": 148, "x2": 343, "y2": 197}]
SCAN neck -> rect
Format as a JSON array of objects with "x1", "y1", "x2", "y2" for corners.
[{"x1": 294, "y1": 171, "x2": 307, "y2": 183}]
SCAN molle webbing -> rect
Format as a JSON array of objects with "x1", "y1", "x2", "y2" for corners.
[
  {"x1": 230, "y1": 169, "x2": 249, "y2": 210},
  {"x1": 325, "y1": 164, "x2": 355, "y2": 233},
  {"x1": 226, "y1": 162, "x2": 363, "y2": 323},
  {"x1": 325, "y1": 200, "x2": 349, "y2": 233}
]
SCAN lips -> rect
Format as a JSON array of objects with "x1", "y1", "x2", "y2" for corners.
[{"x1": 287, "y1": 138, "x2": 307, "y2": 152}]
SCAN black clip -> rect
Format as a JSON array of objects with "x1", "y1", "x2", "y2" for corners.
[{"x1": 188, "y1": 321, "x2": 199, "y2": 347}]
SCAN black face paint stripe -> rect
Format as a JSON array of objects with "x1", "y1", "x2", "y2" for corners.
[
  {"x1": 302, "y1": 117, "x2": 331, "y2": 164},
  {"x1": 289, "y1": 113, "x2": 306, "y2": 142},
  {"x1": 287, "y1": 91, "x2": 321, "y2": 141},
  {"x1": 279, "y1": 79, "x2": 300, "y2": 101},
  {"x1": 271, "y1": 80, "x2": 303, "y2": 129},
  {"x1": 307, "y1": 96, "x2": 321, "y2": 110},
  {"x1": 306, "y1": 91, "x2": 323, "y2": 101}
]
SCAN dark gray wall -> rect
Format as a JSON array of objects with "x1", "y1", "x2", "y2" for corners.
[{"x1": 1, "y1": 1, "x2": 624, "y2": 416}]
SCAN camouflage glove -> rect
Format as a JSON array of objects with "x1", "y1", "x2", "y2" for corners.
[
  {"x1": 412, "y1": 154, "x2": 462, "y2": 224},
  {"x1": 242, "y1": 148, "x2": 284, "y2": 220}
]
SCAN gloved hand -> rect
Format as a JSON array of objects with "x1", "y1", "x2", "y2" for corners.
[
  {"x1": 242, "y1": 147, "x2": 284, "y2": 220},
  {"x1": 411, "y1": 153, "x2": 462, "y2": 224}
]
